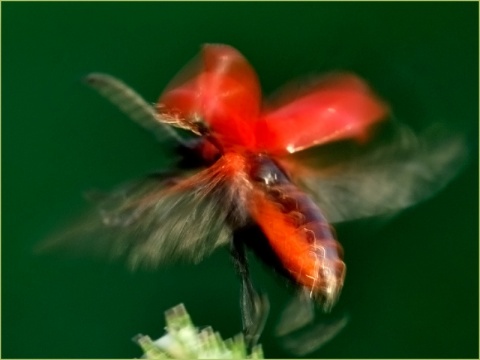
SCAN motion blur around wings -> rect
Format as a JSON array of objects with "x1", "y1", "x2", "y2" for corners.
[{"x1": 45, "y1": 44, "x2": 466, "y2": 352}]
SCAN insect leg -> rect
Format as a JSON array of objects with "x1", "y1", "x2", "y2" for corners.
[
  {"x1": 275, "y1": 288, "x2": 315, "y2": 337},
  {"x1": 275, "y1": 289, "x2": 349, "y2": 356},
  {"x1": 230, "y1": 235, "x2": 270, "y2": 347},
  {"x1": 279, "y1": 311, "x2": 349, "y2": 356}
]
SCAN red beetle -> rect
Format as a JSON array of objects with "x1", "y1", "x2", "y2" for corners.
[{"x1": 44, "y1": 44, "x2": 466, "y2": 352}]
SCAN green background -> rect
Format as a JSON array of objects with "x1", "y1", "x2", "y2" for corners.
[{"x1": 2, "y1": 2, "x2": 478, "y2": 358}]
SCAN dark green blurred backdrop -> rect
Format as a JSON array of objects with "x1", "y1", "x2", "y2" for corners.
[{"x1": 2, "y1": 2, "x2": 478, "y2": 358}]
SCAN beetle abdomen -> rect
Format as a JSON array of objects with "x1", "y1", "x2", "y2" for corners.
[{"x1": 249, "y1": 155, "x2": 346, "y2": 310}]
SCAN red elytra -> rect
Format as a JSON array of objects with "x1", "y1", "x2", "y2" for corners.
[{"x1": 159, "y1": 44, "x2": 389, "y2": 154}]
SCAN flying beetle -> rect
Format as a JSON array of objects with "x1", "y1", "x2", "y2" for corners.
[{"x1": 42, "y1": 44, "x2": 467, "y2": 352}]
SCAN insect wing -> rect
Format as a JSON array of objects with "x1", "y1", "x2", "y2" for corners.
[
  {"x1": 257, "y1": 73, "x2": 389, "y2": 155},
  {"x1": 39, "y1": 168, "x2": 246, "y2": 270},
  {"x1": 280, "y1": 123, "x2": 468, "y2": 223},
  {"x1": 158, "y1": 44, "x2": 261, "y2": 149}
]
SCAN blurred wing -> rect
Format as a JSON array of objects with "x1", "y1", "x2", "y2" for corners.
[
  {"x1": 258, "y1": 72, "x2": 390, "y2": 155},
  {"x1": 39, "y1": 167, "x2": 248, "y2": 270},
  {"x1": 280, "y1": 123, "x2": 468, "y2": 223},
  {"x1": 158, "y1": 44, "x2": 261, "y2": 149},
  {"x1": 85, "y1": 73, "x2": 186, "y2": 144}
]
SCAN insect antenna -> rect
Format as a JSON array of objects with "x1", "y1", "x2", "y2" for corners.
[{"x1": 84, "y1": 73, "x2": 186, "y2": 145}]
